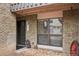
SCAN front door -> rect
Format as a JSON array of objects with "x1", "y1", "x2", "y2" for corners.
[{"x1": 16, "y1": 20, "x2": 26, "y2": 50}]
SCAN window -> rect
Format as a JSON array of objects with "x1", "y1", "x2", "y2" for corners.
[
  {"x1": 37, "y1": 20, "x2": 49, "y2": 45},
  {"x1": 37, "y1": 18, "x2": 63, "y2": 47},
  {"x1": 49, "y1": 18, "x2": 63, "y2": 47}
]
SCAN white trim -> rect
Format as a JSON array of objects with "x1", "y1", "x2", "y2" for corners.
[{"x1": 37, "y1": 45, "x2": 63, "y2": 52}]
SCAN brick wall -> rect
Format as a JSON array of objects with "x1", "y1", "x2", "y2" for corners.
[{"x1": 0, "y1": 3, "x2": 16, "y2": 55}]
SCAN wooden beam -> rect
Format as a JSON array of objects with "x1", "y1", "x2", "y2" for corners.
[{"x1": 14, "y1": 3, "x2": 79, "y2": 16}]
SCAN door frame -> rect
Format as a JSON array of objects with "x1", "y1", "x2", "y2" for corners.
[{"x1": 16, "y1": 18, "x2": 26, "y2": 50}]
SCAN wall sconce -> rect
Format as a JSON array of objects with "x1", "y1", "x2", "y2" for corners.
[
  {"x1": 43, "y1": 21, "x2": 47, "y2": 28},
  {"x1": 27, "y1": 21, "x2": 29, "y2": 31}
]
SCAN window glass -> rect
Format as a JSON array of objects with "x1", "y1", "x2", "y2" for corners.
[
  {"x1": 37, "y1": 18, "x2": 63, "y2": 47},
  {"x1": 37, "y1": 20, "x2": 49, "y2": 45},
  {"x1": 49, "y1": 19, "x2": 63, "y2": 47}
]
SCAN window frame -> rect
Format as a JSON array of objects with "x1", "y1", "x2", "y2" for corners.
[{"x1": 37, "y1": 17, "x2": 63, "y2": 49}]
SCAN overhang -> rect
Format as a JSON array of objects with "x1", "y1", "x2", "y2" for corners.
[{"x1": 11, "y1": 3, "x2": 79, "y2": 16}]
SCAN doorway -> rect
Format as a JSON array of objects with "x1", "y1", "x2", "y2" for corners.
[{"x1": 16, "y1": 20, "x2": 26, "y2": 50}]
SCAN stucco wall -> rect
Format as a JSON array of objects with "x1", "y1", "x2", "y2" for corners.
[
  {"x1": 63, "y1": 9, "x2": 79, "y2": 56},
  {"x1": 0, "y1": 3, "x2": 16, "y2": 55}
]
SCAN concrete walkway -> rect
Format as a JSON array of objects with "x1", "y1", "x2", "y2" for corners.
[{"x1": 11, "y1": 48, "x2": 64, "y2": 56}]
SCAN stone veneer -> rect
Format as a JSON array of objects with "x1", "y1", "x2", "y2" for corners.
[
  {"x1": 25, "y1": 15, "x2": 37, "y2": 48},
  {"x1": 0, "y1": 3, "x2": 79, "y2": 56},
  {"x1": 0, "y1": 3, "x2": 16, "y2": 55},
  {"x1": 25, "y1": 10, "x2": 79, "y2": 56},
  {"x1": 63, "y1": 10, "x2": 79, "y2": 56}
]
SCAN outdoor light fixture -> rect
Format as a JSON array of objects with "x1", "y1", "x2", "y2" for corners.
[
  {"x1": 43, "y1": 21, "x2": 47, "y2": 28},
  {"x1": 27, "y1": 21, "x2": 29, "y2": 31}
]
